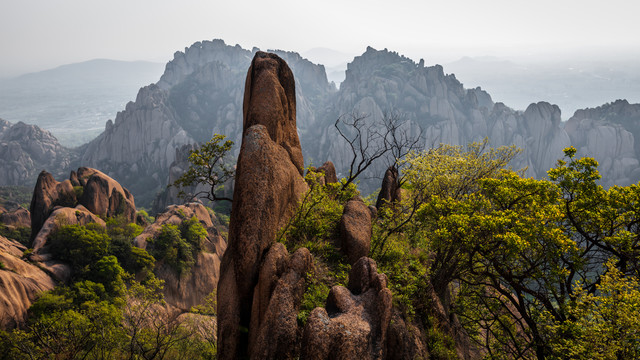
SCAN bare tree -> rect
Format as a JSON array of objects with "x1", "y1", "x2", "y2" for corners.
[{"x1": 334, "y1": 110, "x2": 423, "y2": 190}]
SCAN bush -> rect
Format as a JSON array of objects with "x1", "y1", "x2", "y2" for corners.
[
  {"x1": 50, "y1": 224, "x2": 110, "y2": 273},
  {"x1": 149, "y1": 217, "x2": 207, "y2": 276}
]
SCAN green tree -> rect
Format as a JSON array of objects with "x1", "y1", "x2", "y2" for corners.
[{"x1": 172, "y1": 134, "x2": 235, "y2": 203}]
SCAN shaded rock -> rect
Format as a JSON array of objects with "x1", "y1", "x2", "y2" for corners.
[
  {"x1": 316, "y1": 161, "x2": 338, "y2": 185},
  {"x1": 29, "y1": 171, "x2": 77, "y2": 241},
  {"x1": 249, "y1": 243, "x2": 312, "y2": 359},
  {"x1": 135, "y1": 203, "x2": 227, "y2": 310},
  {"x1": 339, "y1": 198, "x2": 372, "y2": 264},
  {"x1": 376, "y1": 166, "x2": 401, "y2": 210},
  {"x1": 78, "y1": 168, "x2": 136, "y2": 222},
  {"x1": 0, "y1": 207, "x2": 30, "y2": 228},
  {"x1": 386, "y1": 309, "x2": 430, "y2": 360},
  {"x1": 217, "y1": 52, "x2": 308, "y2": 359},
  {"x1": 301, "y1": 257, "x2": 393, "y2": 359},
  {"x1": 0, "y1": 235, "x2": 56, "y2": 329}
]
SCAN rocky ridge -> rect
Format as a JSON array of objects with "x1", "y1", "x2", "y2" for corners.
[{"x1": 0, "y1": 119, "x2": 73, "y2": 186}]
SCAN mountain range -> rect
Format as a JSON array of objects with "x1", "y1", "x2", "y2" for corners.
[{"x1": 2, "y1": 39, "x2": 640, "y2": 210}]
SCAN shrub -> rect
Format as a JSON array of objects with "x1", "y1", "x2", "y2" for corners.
[{"x1": 49, "y1": 224, "x2": 109, "y2": 273}]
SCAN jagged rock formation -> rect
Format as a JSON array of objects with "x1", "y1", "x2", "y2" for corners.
[
  {"x1": 564, "y1": 99, "x2": 640, "y2": 186},
  {"x1": 29, "y1": 167, "x2": 135, "y2": 240},
  {"x1": 135, "y1": 203, "x2": 227, "y2": 310},
  {"x1": 0, "y1": 235, "x2": 56, "y2": 329},
  {"x1": 0, "y1": 119, "x2": 73, "y2": 187},
  {"x1": 339, "y1": 198, "x2": 373, "y2": 265},
  {"x1": 301, "y1": 257, "x2": 393, "y2": 359},
  {"x1": 217, "y1": 52, "x2": 309, "y2": 359},
  {"x1": 80, "y1": 40, "x2": 333, "y2": 207},
  {"x1": 316, "y1": 161, "x2": 338, "y2": 185}
]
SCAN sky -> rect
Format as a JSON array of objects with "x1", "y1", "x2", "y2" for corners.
[{"x1": 1, "y1": 0, "x2": 640, "y2": 77}]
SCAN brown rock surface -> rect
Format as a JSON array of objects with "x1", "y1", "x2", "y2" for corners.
[
  {"x1": 375, "y1": 166, "x2": 401, "y2": 210},
  {"x1": 243, "y1": 51, "x2": 303, "y2": 174},
  {"x1": 301, "y1": 257, "x2": 393, "y2": 359},
  {"x1": 316, "y1": 161, "x2": 338, "y2": 185},
  {"x1": 249, "y1": 243, "x2": 312, "y2": 359},
  {"x1": 0, "y1": 235, "x2": 56, "y2": 329},
  {"x1": 78, "y1": 168, "x2": 136, "y2": 222},
  {"x1": 339, "y1": 198, "x2": 373, "y2": 264},
  {"x1": 218, "y1": 52, "x2": 308, "y2": 359},
  {"x1": 29, "y1": 170, "x2": 77, "y2": 241},
  {"x1": 0, "y1": 207, "x2": 30, "y2": 228}
]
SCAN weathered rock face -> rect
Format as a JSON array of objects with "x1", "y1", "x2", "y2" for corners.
[
  {"x1": 0, "y1": 207, "x2": 30, "y2": 228},
  {"x1": 0, "y1": 235, "x2": 56, "y2": 329},
  {"x1": 217, "y1": 52, "x2": 309, "y2": 359},
  {"x1": 301, "y1": 257, "x2": 393, "y2": 359},
  {"x1": 376, "y1": 166, "x2": 401, "y2": 210},
  {"x1": 29, "y1": 167, "x2": 136, "y2": 240},
  {"x1": 339, "y1": 198, "x2": 373, "y2": 265},
  {"x1": 79, "y1": 168, "x2": 136, "y2": 222},
  {"x1": 249, "y1": 243, "x2": 312, "y2": 359},
  {"x1": 564, "y1": 100, "x2": 640, "y2": 186},
  {"x1": 0, "y1": 119, "x2": 74, "y2": 187},
  {"x1": 29, "y1": 171, "x2": 77, "y2": 240},
  {"x1": 316, "y1": 161, "x2": 338, "y2": 185},
  {"x1": 136, "y1": 203, "x2": 227, "y2": 311}
]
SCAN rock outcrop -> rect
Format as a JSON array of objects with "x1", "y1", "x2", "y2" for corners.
[
  {"x1": 301, "y1": 257, "x2": 393, "y2": 359},
  {"x1": 29, "y1": 167, "x2": 136, "y2": 240},
  {"x1": 339, "y1": 198, "x2": 373, "y2": 264},
  {"x1": 249, "y1": 243, "x2": 312, "y2": 359},
  {"x1": 0, "y1": 119, "x2": 73, "y2": 187},
  {"x1": 217, "y1": 52, "x2": 309, "y2": 359},
  {"x1": 316, "y1": 161, "x2": 338, "y2": 185},
  {"x1": 0, "y1": 207, "x2": 30, "y2": 228},
  {"x1": 376, "y1": 166, "x2": 401, "y2": 210},
  {"x1": 135, "y1": 203, "x2": 227, "y2": 310},
  {"x1": 0, "y1": 235, "x2": 56, "y2": 329}
]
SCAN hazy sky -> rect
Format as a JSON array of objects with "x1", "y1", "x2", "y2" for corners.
[{"x1": 1, "y1": 0, "x2": 639, "y2": 77}]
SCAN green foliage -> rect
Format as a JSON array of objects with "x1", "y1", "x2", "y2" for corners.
[
  {"x1": 149, "y1": 216, "x2": 207, "y2": 276},
  {"x1": 0, "y1": 261, "x2": 5, "y2": 270},
  {"x1": 172, "y1": 134, "x2": 235, "y2": 203},
  {"x1": 50, "y1": 224, "x2": 110, "y2": 273},
  {"x1": 137, "y1": 208, "x2": 155, "y2": 224},
  {"x1": 0, "y1": 224, "x2": 30, "y2": 246}
]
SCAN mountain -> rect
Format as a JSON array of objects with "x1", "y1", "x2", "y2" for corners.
[
  {"x1": 80, "y1": 40, "x2": 335, "y2": 207},
  {"x1": 0, "y1": 59, "x2": 164, "y2": 146},
  {"x1": 0, "y1": 118, "x2": 74, "y2": 186}
]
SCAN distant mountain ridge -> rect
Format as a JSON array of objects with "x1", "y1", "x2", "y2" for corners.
[{"x1": 2, "y1": 39, "x2": 640, "y2": 209}]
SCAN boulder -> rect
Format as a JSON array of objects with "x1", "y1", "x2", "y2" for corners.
[
  {"x1": 0, "y1": 235, "x2": 56, "y2": 329},
  {"x1": 78, "y1": 168, "x2": 136, "y2": 222},
  {"x1": 339, "y1": 198, "x2": 373, "y2": 264},
  {"x1": 301, "y1": 257, "x2": 393, "y2": 359},
  {"x1": 376, "y1": 166, "x2": 401, "y2": 210},
  {"x1": 29, "y1": 171, "x2": 77, "y2": 241},
  {"x1": 217, "y1": 52, "x2": 309, "y2": 359},
  {"x1": 0, "y1": 208, "x2": 30, "y2": 228},
  {"x1": 316, "y1": 161, "x2": 338, "y2": 185},
  {"x1": 249, "y1": 243, "x2": 312, "y2": 359}
]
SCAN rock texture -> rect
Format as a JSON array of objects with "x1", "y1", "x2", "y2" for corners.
[
  {"x1": 0, "y1": 207, "x2": 30, "y2": 228},
  {"x1": 29, "y1": 167, "x2": 136, "y2": 240},
  {"x1": 301, "y1": 257, "x2": 393, "y2": 359},
  {"x1": 0, "y1": 235, "x2": 56, "y2": 329},
  {"x1": 339, "y1": 198, "x2": 373, "y2": 264},
  {"x1": 376, "y1": 166, "x2": 401, "y2": 210},
  {"x1": 316, "y1": 161, "x2": 338, "y2": 185},
  {"x1": 217, "y1": 52, "x2": 309, "y2": 359},
  {"x1": 0, "y1": 119, "x2": 73, "y2": 187},
  {"x1": 249, "y1": 243, "x2": 312, "y2": 359},
  {"x1": 135, "y1": 203, "x2": 227, "y2": 311}
]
